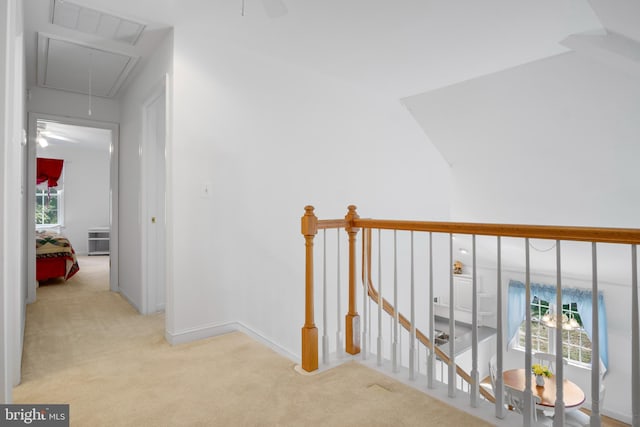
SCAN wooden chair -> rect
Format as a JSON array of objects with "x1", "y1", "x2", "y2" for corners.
[
  {"x1": 488, "y1": 355, "x2": 497, "y2": 392},
  {"x1": 505, "y1": 384, "x2": 543, "y2": 422},
  {"x1": 533, "y1": 352, "x2": 568, "y2": 374}
]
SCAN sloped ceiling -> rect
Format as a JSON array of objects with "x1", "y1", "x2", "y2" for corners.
[
  {"x1": 399, "y1": 2, "x2": 640, "y2": 283},
  {"x1": 25, "y1": 1, "x2": 634, "y2": 103},
  {"x1": 36, "y1": 0, "x2": 603, "y2": 99},
  {"x1": 589, "y1": 0, "x2": 640, "y2": 42}
]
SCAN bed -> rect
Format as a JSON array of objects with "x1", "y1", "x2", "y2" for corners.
[{"x1": 36, "y1": 230, "x2": 80, "y2": 282}]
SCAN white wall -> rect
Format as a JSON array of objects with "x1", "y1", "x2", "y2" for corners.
[
  {"x1": 0, "y1": 0, "x2": 25, "y2": 403},
  {"x1": 28, "y1": 87, "x2": 119, "y2": 124},
  {"x1": 118, "y1": 31, "x2": 172, "y2": 313},
  {"x1": 168, "y1": 18, "x2": 451, "y2": 357},
  {"x1": 36, "y1": 143, "x2": 110, "y2": 255},
  {"x1": 404, "y1": 52, "x2": 640, "y2": 229}
]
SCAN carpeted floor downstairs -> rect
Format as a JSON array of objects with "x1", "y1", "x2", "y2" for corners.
[{"x1": 14, "y1": 256, "x2": 493, "y2": 426}]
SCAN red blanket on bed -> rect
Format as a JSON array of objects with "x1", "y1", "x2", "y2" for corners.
[{"x1": 36, "y1": 231, "x2": 80, "y2": 281}]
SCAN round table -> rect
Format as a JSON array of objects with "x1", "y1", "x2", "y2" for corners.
[{"x1": 503, "y1": 368, "x2": 585, "y2": 409}]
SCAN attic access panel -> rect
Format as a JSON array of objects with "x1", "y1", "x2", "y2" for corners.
[
  {"x1": 37, "y1": 34, "x2": 139, "y2": 98},
  {"x1": 51, "y1": 0, "x2": 146, "y2": 45}
]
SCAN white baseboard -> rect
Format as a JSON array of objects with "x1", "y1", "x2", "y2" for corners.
[
  {"x1": 600, "y1": 409, "x2": 631, "y2": 425},
  {"x1": 118, "y1": 288, "x2": 141, "y2": 313},
  {"x1": 165, "y1": 321, "x2": 299, "y2": 364}
]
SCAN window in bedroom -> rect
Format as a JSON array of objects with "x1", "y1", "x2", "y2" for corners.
[{"x1": 35, "y1": 185, "x2": 64, "y2": 227}]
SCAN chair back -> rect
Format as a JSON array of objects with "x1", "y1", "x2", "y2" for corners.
[
  {"x1": 488, "y1": 355, "x2": 497, "y2": 392},
  {"x1": 533, "y1": 352, "x2": 567, "y2": 374},
  {"x1": 505, "y1": 384, "x2": 541, "y2": 422}
]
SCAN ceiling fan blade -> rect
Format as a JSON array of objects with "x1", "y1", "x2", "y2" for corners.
[
  {"x1": 41, "y1": 131, "x2": 78, "y2": 143},
  {"x1": 262, "y1": 0, "x2": 287, "y2": 18}
]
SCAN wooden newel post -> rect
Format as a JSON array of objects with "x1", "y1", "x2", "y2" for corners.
[
  {"x1": 345, "y1": 205, "x2": 361, "y2": 355},
  {"x1": 301, "y1": 205, "x2": 318, "y2": 372}
]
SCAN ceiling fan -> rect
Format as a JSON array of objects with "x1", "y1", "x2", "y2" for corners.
[{"x1": 241, "y1": 0, "x2": 288, "y2": 18}]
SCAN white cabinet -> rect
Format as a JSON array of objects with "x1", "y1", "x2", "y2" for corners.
[
  {"x1": 434, "y1": 274, "x2": 495, "y2": 326},
  {"x1": 453, "y1": 275, "x2": 493, "y2": 316},
  {"x1": 88, "y1": 227, "x2": 110, "y2": 256}
]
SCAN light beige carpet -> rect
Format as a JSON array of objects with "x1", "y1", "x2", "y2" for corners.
[{"x1": 15, "y1": 256, "x2": 493, "y2": 426}]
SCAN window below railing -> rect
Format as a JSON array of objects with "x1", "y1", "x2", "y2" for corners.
[
  {"x1": 515, "y1": 297, "x2": 593, "y2": 368},
  {"x1": 507, "y1": 280, "x2": 608, "y2": 370}
]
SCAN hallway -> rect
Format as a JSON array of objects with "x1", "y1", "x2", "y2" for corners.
[{"x1": 13, "y1": 256, "x2": 492, "y2": 426}]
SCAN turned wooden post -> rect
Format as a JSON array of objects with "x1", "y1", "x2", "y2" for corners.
[
  {"x1": 301, "y1": 205, "x2": 318, "y2": 372},
  {"x1": 345, "y1": 205, "x2": 361, "y2": 355}
]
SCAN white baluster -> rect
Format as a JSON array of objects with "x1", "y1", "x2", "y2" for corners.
[
  {"x1": 322, "y1": 229, "x2": 329, "y2": 364},
  {"x1": 495, "y1": 236, "x2": 505, "y2": 418},
  {"x1": 448, "y1": 233, "x2": 456, "y2": 397},
  {"x1": 389, "y1": 315, "x2": 393, "y2": 365},
  {"x1": 632, "y1": 245, "x2": 639, "y2": 427},
  {"x1": 524, "y1": 238, "x2": 533, "y2": 427},
  {"x1": 399, "y1": 325, "x2": 403, "y2": 370},
  {"x1": 554, "y1": 241, "x2": 565, "y2": 427},
  {"x1": 377, "y1": 229, "x2": 383, "y2": 367},
  {"x1": 410, "y1": 231, "x2": 416, "y2": 380},
  {"x1": 368, "y1": 294, "x2": 372, "y2": 360},
  {"x1": 393, "y1": 230, "x2": 399, "y2": 373},
  {"x1": 336, "y1": 229, "x2": 342, "y2": 358},
  {"x1": 591, "y1": 242, "x2": 602, "y2": 427},
  {"x1": 362, "y1": 229, "x2": 368, "y2": 360},
  {"x1": 417, "y1": 338, "x2": 421, "y2": 375},
  {"x1": 428, "y1": 232, "x2": 435, "y2": 389},
  {"x1": 470, "y1": 235, "x2": 479, "y2": 407}
]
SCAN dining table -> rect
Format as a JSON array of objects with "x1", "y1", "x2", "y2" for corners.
[{"x1": 503, "y1": 368, "x2": 586, "y2": 410}]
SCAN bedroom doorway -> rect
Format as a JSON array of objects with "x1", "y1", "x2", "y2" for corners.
[
  {"x1": 141, "y1": 79, "x2": 167, "y2": 314},
  {"x1": 27, "y1": 113, "x2": 119, "y2": 303}
]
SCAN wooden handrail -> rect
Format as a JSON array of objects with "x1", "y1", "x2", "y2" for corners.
[
  {"x1": 361, "y1": 228, "x2": 496, "y2": 403},
  {"x1": 302, "y1": 203, "x2": 640, "y2": 400},
  {"x1": 317, "y1": 219, "x2": 348, "y2": 230},
  {"x1": 354, "y1": 218, "x2": 640, "y2": 245}
]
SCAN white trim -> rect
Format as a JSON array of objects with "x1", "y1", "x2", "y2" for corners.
[
  {"x1": 0, "y1": 0, "x2": 11, "y2": 403},
  {"x1": 140, "y1": 77, "x2": 167, "y2": 315},
  {"x1": 164, "y1": 321, "x2": 299, "y2": 364},
  {"x1": 163, "y1": 72, "x2": 174, "y2": 337}
]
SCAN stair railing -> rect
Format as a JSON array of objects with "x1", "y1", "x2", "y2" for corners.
[{"x1": 301, "y1": 205, "x2": 640, "y2": 427}]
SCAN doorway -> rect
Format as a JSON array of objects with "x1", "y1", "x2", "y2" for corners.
[
  {"x1": 141, "y1": 81, "x2": 167, "y2": 314},
  {"x1": 27, "y1": 113, "x2": 119, "y2": 303}
]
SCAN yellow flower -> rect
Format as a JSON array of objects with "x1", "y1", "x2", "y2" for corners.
[{"x1": 532, "y1": 364, "x2": 553, "y2": 378}]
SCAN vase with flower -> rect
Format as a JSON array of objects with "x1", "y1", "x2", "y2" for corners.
[{"x1": 532, "y1": 363, "x2": 552, "y2": 387}]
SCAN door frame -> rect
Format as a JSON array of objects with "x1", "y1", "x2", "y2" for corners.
[
  {"x1": 27, "y1": 113, "x2": 120, "y2": 302},
  {"x1": 140, "y1": 76, "x2": 167, "y2": 315}
]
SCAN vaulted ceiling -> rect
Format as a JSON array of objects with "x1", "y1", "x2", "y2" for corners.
[{"x1": 25, "y1": 0, "x2": 638, "y2": 101}]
